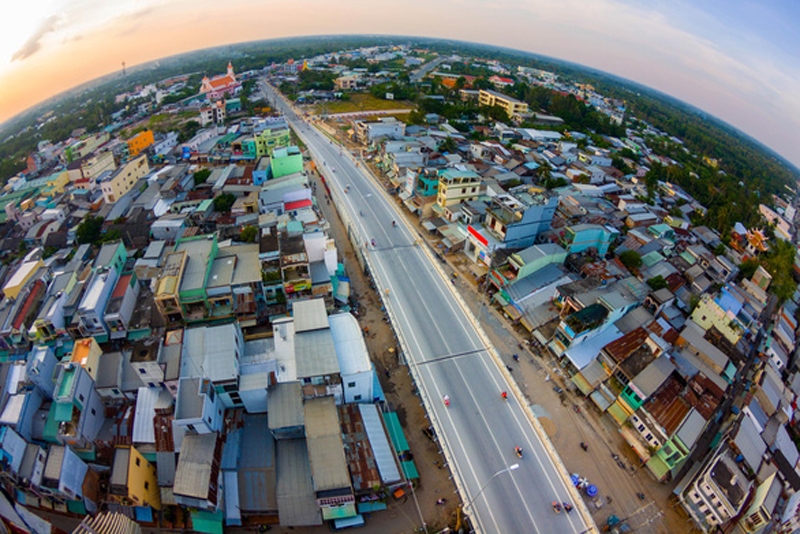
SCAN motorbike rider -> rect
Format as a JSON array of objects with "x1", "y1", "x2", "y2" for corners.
[
  {"x1": 501, "y1": 391, "x2": 508, "y2": 400},
  {"x1": 514, "y1": 446, "x2": 523, "y2": 457},
  {"x1": 443, "y1": 395, "x2": 450, "y2": 406}
]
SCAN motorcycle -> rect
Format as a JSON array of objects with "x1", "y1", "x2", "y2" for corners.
[
  {"x1": 501, "y1": 391, "x2": 508, "y2": 401},
  {"x1": 580, "y1": 442, "x2": 588, "y2": 452},
  {"x1": 552, "y1": 502, "x2": 562, "y2": 514},
  {"x1": 443, "y1": 395, "x2": 450, "y2": 407},
  {"x1": 514, "y1": 446, "x2": 523, "y2": 458},
  {"x1": 563, "y1": 502, "x2": 573, "y2": 514},
  {"x1": 512, "y1": 353, "x2": 519, "y2": 362}
]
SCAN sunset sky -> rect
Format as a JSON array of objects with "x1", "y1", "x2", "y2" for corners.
[{"x1": 0, "y1": 0, "x2": 798, "y2": 167}]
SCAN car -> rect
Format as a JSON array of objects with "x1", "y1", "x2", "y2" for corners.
[{"x1": 553, "y1": 386, "x2": 564, "y2": 394}]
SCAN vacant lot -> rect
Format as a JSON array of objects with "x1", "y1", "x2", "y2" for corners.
[{"x1": 315, "y1": 93, "x2": 414, "y2": 114}]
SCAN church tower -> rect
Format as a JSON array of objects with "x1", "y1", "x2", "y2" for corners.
[{"x1": 227, "y1": 61, "x2": 235, "y2": 80}]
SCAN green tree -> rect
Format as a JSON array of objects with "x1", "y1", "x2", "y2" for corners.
[
  {"x1": 193, "y1": 168, "x2": 212, "y2": 187},
  {"x1": 240, "y1": 225, "x2": 258, "y2": 243},
  {"x1": 213, "y1": 192, "x2": 236, "y2": 213},
  {"x1": 438, "y1": 137, "x2": 457, "y2": 154},
  {"x1": 738, "y1": 258, "x2": 760, "y2": 281},
  {"x1": 646, "y1": 275, "x2": 668, "y2": 291},
  {"x1": 76, "y1": 216, "x2": 104, "y2": 245},
  {"x1": 618, "y1": 250, "x2": 643, "y2": 271}
]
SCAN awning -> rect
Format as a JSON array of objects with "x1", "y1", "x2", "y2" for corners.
[
  {"x1": 503, "y1": 304, "x2": 522, "y2": 321},
  {"x1": 469, "y1": 263, "x2": 488, "y2": 278},
  {"x1": 493, "y1": 292, "x2": 509, "y2": 307},
  {"x1": 382, "y1": 412, "x2": 409, "y2": 453},
  {"x1": 191, "y1": 510, "x2": 224, "y2": 534},
  {"x1": 54, "y1": 402, "x2": 72, "y2": 423},
  {"x1": 571, "y1": 373, "x2": 595, "y2": 396},
  {"x1": 400, "y1": 460, "x2": 419, "y2": 479}
]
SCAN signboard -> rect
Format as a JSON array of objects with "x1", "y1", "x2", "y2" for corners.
[
  {"x1": 385, "y1": 93, "x2": 394, "y2": 100},
  {"x1": 467, "y1": 225, "x2": 488, "y2": 247}
]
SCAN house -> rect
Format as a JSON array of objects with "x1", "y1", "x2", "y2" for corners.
[
  {"x1": 268, "y1": 382, "x2": 304, "y2": 440},
  {"x1": 270, "y1": 146, "x2": 304, "y2": 179},
  {"x1": 435, "y1": 169, "x2": 481, "y2": 216},
  {"x1": 181, "y1": 322, "x2": 244, "y2": 408},
  {"x1": 52, "y1": 362, "x2": 105, "y2": 449},
  {"x1": 354, "y1": 117, "x2": 405, "y2": 145},
  {"x1": 41, "y1": 444, "x2": 88, "y2": 503},
  {"x1": 109, "y1": 446, "x2": 162, "y2": 511},
  {"x1": 559, "y1": 224, "x2": 619, "y2": 257},
  {"x1": 330, "y1": 313, "x2": 375, "y2": 404},
  {"x1": 293, "y1": 299, "x2": 342, "y2": 402},
  {"x1": 304, "y1": 396, "x2": 356, "y2": 520},
  {"x1": 172, "y1": 377, "x2": 224, "y2": 450},
  {"x1": 100, "y1": 154, "x2": 149, "y2": 204},
  {"x1": 104, "y1": 273, "x2": 140, "y2": 340},
  {"x1": 2, "y1": 259, "x2": 45, "y2": 301},
  {"x1": 173, "y1": 431, "x2": 223, "y2": 510},
  {"x1": 76, "y1": 267, "x2": 121, "y2": 342}
]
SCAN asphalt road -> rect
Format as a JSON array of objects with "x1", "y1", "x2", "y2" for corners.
[{"x1": 262, "y1": 81, "x2": 593, "y2": 534}]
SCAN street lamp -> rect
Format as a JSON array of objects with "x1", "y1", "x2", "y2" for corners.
[{"x1": 461, "y1": 463, "x2": 520, "y2": 515}]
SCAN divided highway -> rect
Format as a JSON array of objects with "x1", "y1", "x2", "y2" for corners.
[{"x1": 262, "y1": 81, "x2": 595, "y2": 534}]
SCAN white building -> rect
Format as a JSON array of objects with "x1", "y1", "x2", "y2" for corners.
[{"x1": 329, "y1": 313, "x2": 375, "y2": 403}]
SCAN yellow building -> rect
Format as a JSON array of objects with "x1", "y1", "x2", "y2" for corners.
[
  {"x1": 2, "y1": 259, "x2": 44, "y2": 300},
  {"x1": 436, "y1": 169, "x2": 482, "y2": 209},
  {"x1": 127, "y1": 130, "x2": 154, "y2": 158},
  {"x1": 44, "y1": 171, "x2": 70, "y2": 195},
  {"x1": 100, "y1": 154, "x2": 150, "y2": 204},
  {"x1": 478, "y1": 89, "x2": 529, "y2": 118},
  {"x1": 127, "y1": 446, "x2": 161, "y2": 510},
  {"x1": 81, "y1": 151, "x2": 117, "y2": 182},
  {"x1": 71, "y1": 338, "x2": 103, "y2": 380},
  {"x1": 690, "y1": 294, "x2": 744, "y2": 344}
]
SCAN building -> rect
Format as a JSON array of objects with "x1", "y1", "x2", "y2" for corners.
[
  {"x1": 100, "y1": 154, "x2": 150, "y2": 204},
  {"x1": 354, "y1": 117, "x2": 405, "y2": 145},
  {"x1": 127, "y1": 130, "x2": 154, "y2": 158},
  {"x1": 435, "y1": 169, "x2": 482, "y2": 211},
  {"x1": 478, "y1": 89, "x2": 528, "y2": 118},
  {"x1": 270, "y1": 146, "x2": 304, "y2": 179},
  {"x1": 199, "y1": 62, "x2": 241, "y2": 100},
  {"x1": 482, "y1": 192, "x2": 558, "y2": 249},
  {"x1": 199, "y1": 101, "x2": 226, "y2": 127},
  {"x1": 559, "y1": 223, "x2": 619, "y2": 257}
]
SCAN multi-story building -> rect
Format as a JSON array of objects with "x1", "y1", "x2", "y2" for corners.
[
  {"x1": 80, "y1": 151, "x2": 116, "y2": 182},
  {"x1": 680, "y1": 443, "x2": 752, "y2": 532},
  {"x1": 559, "y1": 223, "x2": 619, "y2": 257},
  {"x1": 76, "y1": 268, "x2": 120, "y2": 342},
  {"x1": 353, "y1": 117, "x2": 405, "y2": 145},
  {"x1": 199, "y1": 100, "x2": 226, "y2": 127},
  {"x1": 52, "y1": 362, "x2": 105, "y2": 449},
  {"x1": 104, "y1": 273, "x2": 140, "y2": 340},
  {"x1": 435, "y1": 168, "x2": 482, "y2": 212},
  {"x1": 482, "y1": 192, "x2": 558, "y2": 249},
  {"x1": 100, "y1": 154, "x2": 150, "y2": 204},
  {"x1": 127, "y1": 130, "x2": 155, "y2": 158},
  {"x1": 478, "y1": 89, "x2": 529, "y2": 118}
]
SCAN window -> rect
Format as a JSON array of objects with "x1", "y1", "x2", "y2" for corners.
[
  {"x1": 138, "y1": 368, "x2": 146, "y2": 374},
  {"x1": 78, "y1": 394, "x2": 84, "y2": 402},
  {"x1": 354, "y1": 395, "x2": 362, "y2": 401},
  {"x1": 112, "y1": 389, "x2": 120, "y2": 395},
  {"x1": 348, "y1": 382, "x2": 356, "y2": 388},
  {"x1": 144, "y1": 481, "x2": 149, "y2": 490},
  {"x1": 91, "y1": 409, "x2": 96, "y2": 416},
  {"x1": 135, "y1": 458, "x2": 141, "y2": 467}
]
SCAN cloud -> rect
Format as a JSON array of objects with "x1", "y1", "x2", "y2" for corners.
[{"x1": 11, "y1": 15, "x2": 60, "y2": 62}]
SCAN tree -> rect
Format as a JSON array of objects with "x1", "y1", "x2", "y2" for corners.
[
  {"x1": 239, "y1": 225, "x2": 258, "y2": 243},
  {"x1": 213, "y1": 193, "x2": 236, "y2": 213},
  {"x1": 438, "y1": 137, "x2": 457, "y2": 154},
  {"x1": 76, "y1": 216, "x2": 104, "y2": 245},
  {"x1": 618, "y1": 250, "x2": 643, "y2": 271},
  {"x1": 738, "y1": 258, "x2": 760, "y2": 281},
  {"x1": 646, "y1": 275, "x2": 668, "y2": 291},
  {"x1": 193, "y1": 168, "x2": 212, "y2": 187}
]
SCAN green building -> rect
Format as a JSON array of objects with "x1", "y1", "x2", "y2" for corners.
[{"x1": 270, "y1": 146, "x2": 303, "y2": 179}]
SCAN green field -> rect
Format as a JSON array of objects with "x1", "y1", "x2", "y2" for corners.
[{"x1": 315, "y1": 93, "x2": 414, "y2": 114}]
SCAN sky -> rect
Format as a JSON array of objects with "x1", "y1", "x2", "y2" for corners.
[{"x1": 0, "y1": 0, "x2": 798, "y2": 167}]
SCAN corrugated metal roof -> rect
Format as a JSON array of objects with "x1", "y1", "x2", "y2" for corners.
[
  {"x1": 630, "y1": 355, "x2": 675, "y2": 399},
  {"x1": 276, "y1": 439, "x2": 322, "y2": 527},
  {"x1": 224, "y1": 471, "x2": 241, "y2": 525},
  {"x1": 43, "y1": 445, "x2": 65, "y2": 481},
  {"x1": 675, "y1": 409, "x2": 706, "y2": 450},
  {"x1": 329, "y1": 313, "x2": 371, "y2": 376},
  {"x1": 292, "y1": 298, "x2": 328, "y2": 333},
  {"x1": 295, "y1": 329, "x2": 339, "y2": 379},
  {"x1": 359, "y1": 404, "x2": 402, "y2": 484},
  {"x1": 734, "y1": 414, "x2": 767, "y2": 472},
  {"x1": 110, "y1": 448, "x2": 130, "y2": 487},
  {"x1": 157, "y1": 452, "x2": 176, "y2": 487},
  {"x1": 174, "y1": 432, "x2": 217, "y2": 499},
  {"x1": 267, "y1": 382, "x2": 303, "y2": 430},
  {"x1": 304, "y1": 396, "x2": 350, "y2": 491},
  {"x1": 133, "y1": 387, "x2": 173, "y2": 444},
  {"x1": 0, "y1": 395, "x2": 25, "y2": 425}
]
